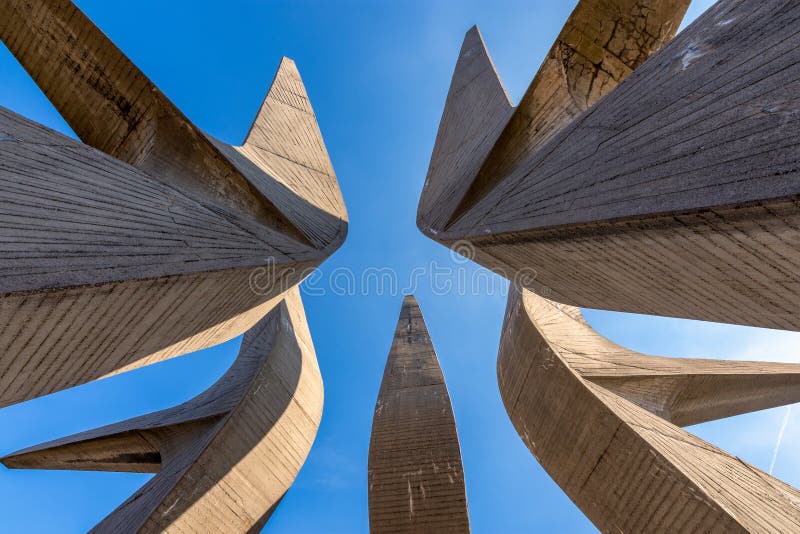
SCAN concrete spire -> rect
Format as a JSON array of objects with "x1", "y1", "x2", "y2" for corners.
[
  {"x1": 418, "y1": 25, "x2": 513, "y2": 231},
  {"x1": 368, "y1": 296, "x2": 470, "y2": 533}
]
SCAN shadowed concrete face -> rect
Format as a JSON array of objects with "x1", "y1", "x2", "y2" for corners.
[
  {"x1": 2, "y1": 287, "x2": 323, "y2": 533},
  {"x1": 419, "y1": 1, "x2": 800, "y2": 528},
  {"x1": 418, "y1": 0, "x2": 800, "y2": 330},
  {"x1": 0, "y1": 0, "x2": 347, "y2": 407},
  {"x1": 368, "y1": 296, "x2": 470, "y2": 533},
  {"x1": 498, "y1": 288, "x2": 800, "y2": 532}
]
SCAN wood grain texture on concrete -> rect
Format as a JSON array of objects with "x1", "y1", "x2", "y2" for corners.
[
  {"x1": 368, "y1": 296, "x2": 470, "y2": 533},
  {"x1": 2, "y1": 286, "x2": 322, "y2": 533},
  {"x1": 498, "y1": 287, "x2": 800, "y2": 533},
  {"x1": 0, "y1": 0, "x2": 346, "y2": 407},
  {"x1": 418, "y1": 0, "x2": 800, "y2": 329}
]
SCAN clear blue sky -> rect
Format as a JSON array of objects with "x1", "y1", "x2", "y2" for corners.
[{"x1": 1, "y1": 1, "x2": 799, "y2": 532}]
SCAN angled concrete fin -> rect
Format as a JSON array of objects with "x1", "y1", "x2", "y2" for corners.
[
  {"x1": 585, "y1": 363, "x2": 800, "y2": 427},
  {"x1": 0, "y1": 107, "x2": 301, "y2": 408},
  {"x1": 0, "y1": 0, "x2": 316, "y2": 245},
  {"x1": 447, "y1": 0, "x2": 691, "y2": 226},
  {"x1": 1, "y1": 287, "x2": 324, "y2": 533},
  {"x1": 498, "y1": 288, "x2": 800, "y2": 532},
  {"x1": 420, "y1": 1, "x2": 800, "y2": 332},
  {"x1": 417, "y1": 25, "x2": 513, "y2": 234},
  {"x1": 0, "y1": 1, "x2": 347, "y2": 407},
  {"x1": 527, "y1": 296, "x2": 800, "y2": 427},
  {"x1": 368, "y1": 295, "x2": 471, "y2": 533},
  {"x1": 226, "y1": 56, "x2": 348, "y2": 250},
  {"x1": 1, "y1": 417, "x2": 222, "y2": 474}
]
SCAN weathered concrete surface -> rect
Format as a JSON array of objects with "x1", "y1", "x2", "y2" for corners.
[
  {"x1": 0, "y1": 0, "x2": 346, "y2": 407},
  {"x1": 419, "y1": 0, "x2": 800, "y2": 330},
  {"x1": 368, "y1": 296, "x2": 470, "y2": 533},
  {"x1": 2, "y1": 287, "x2": 322, "y2": 533},
  {"x1": 498, "y1": 287, "x2": 800, "y2": 532}
]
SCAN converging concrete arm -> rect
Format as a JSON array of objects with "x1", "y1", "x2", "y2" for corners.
[{"x1": 2, "y1": 287, "x2": 323, "y2": 533}]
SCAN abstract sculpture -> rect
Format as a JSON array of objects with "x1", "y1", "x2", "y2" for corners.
[
  {"x1": 499, "y1": 288, "x2": 800, "y2": 532},
  {"x1": 0, "y1": 0, "x2": 347, "y2": 407},
  {"x1": 2, "y1": 287, "x2": 323, "y2": 532},
  {"x1": 0, "y1": 0, "x2": 344, "y2": 529},
  {"x1": 418, "y1": 0, "x2": 800, "y2": 329},
  {"x1": 419, "y1": 0, "x2": 800, "y2": 530},
  {"x1": 368, "y1": 296, "x2": 470, "y2": 533}
]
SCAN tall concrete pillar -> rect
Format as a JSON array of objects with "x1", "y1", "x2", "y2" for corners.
[{"x1": 368, "y1": 296, "x2": 470, "y2": 533}]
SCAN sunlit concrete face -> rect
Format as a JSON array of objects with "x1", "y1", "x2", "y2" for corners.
[
  {"x1": 2, "y1": 287, "x2": 324, "y2": 532},
  {"x1": 419, "y1": 0, "x2": 800, "y2": 531},
  {"x1": 0, "y1": 0, "x2": 347, "y2": 408},
  {"x1": 368, "y1": 296, "x2": 470, "y2": 533},
  {"x1": 499, "y1": 288, "x2": 800, "y2": 532},
  {"x1": 0, "y1": 0, "x2": 346, "y2": 530},
  {"x1": 418, "y1": 0, "x2": 800, "y2": 331}
]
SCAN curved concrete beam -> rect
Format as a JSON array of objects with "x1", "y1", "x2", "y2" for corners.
[
  {"x1": 368, "y1": 296, "x2": 470, "y2": 533},
  {"x1": 418, "y1": 0, "x2": 800, "y2": 330},
  {"x1": 2, "y1": 287, "x2": 322, "y2": 533},
  {"x1": 0, "y1": 0, "x2": 346, "y2": 407},
  {"x1": 498, "y1": 287, "x2": 800, "y2": 532}
]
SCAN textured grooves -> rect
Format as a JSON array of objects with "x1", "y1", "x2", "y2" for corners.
[
  {"x1": 449, "y1": 0, "x2": 691, "y2": 224},
  {"x1": 420, "y1": 0, "x2": 800, "y2": 331},
  {"x1": 470, "y1": 200, "x2": 800, "y2": 330},
  {"x1": 0, "y1": 0, "x2": 347, "y2": 406},
  {"x1": 0, "y1": 267, "x2": 293, "y2": 408},
  {"x1": 460, "y1": 1, "x2": 800, "y2": 231},
  {"x1": 0, "y1": 110, "x2": 305, "y2": 406},
  {"x1": 0, "y1": 0, "x2": 305, "y2": 240},
  {"x1": 239, "y1": 57, "x2": 347, "y2": 250},
  {"x1": 498, "y1": 288, "x2": 800, "y2": 533},
  {"x1": 368, "y1": 296, "x2": 470, "y2": 533},
  {"x1": 2, "y1": 287, "x2": 323, "y2": 533},
  {"x1": 0, "y1": 106, "x2": 303, "y2": 293},
  {"x1": 417, "y1": 26, "x2": 513, "y2": 232}
]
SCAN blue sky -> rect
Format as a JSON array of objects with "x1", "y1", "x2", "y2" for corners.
[{"x1": 1, "y1": 0, "x2": 799, "y2": 532}]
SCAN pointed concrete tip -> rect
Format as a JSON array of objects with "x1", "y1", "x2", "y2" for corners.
[
  {"x1": 416, "y1": 18, "x2": 512, "y2": 237},
  {"x1": 463, "y1": 24, "x2": 486, "y2": 48},
  {"x1": 278, "y1": 56, "x2": 297, "y2": 69},
  {"x1": 402, "y1": 294, "x2": 418, "y2": 305},
  {"x1": 243, "y1": 53, "x2": 309, "y2": 144},
  {"x1": 272, "y1": 56, "x2": 301, "y2": 83},
  {"x1": 1, "y1": 443, "x2": 44, "y2": 469}
]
